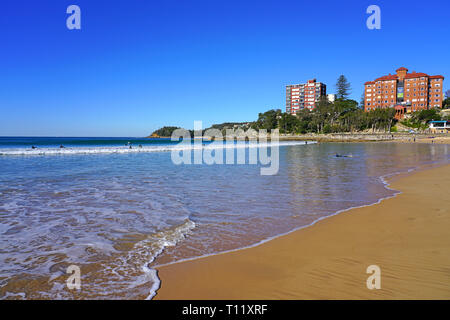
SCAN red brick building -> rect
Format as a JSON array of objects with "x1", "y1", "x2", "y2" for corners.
[
  {"x1": 286, "y1": 79, "x2": 327, "y2": 114},
  {"x1": 364, "y1": 67, "x2": 444, "y2": 113}
]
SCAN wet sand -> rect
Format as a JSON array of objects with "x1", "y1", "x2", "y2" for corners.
[
  {"x1": 155, "y1": 164, "x2": 450, "y2": 299},
  {"x1": 395, "y1": 136, "x2": 450, "y2": 144}
]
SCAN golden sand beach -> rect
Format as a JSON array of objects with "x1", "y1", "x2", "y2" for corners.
[
  {"x1": 155, "y1": 163, "x2": 450, "y2": 299},
  {"x1": 398, "y1": 136, "x2": 450, "y2": 144}
]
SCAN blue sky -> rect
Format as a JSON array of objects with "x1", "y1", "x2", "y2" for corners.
[{"x1": 1, "y1": 0, "x2": 449, "y2": 136}]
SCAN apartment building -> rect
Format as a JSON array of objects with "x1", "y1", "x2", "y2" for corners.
[
  {"x1": 364, "y1": 67, "x2": 444, "y2": 113},
  {"x1": 286, "y1": 79, "x2": 327, "y2": 114}
]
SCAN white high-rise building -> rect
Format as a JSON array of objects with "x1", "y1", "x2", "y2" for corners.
[
  {"x1": 286, "y1": 79, "x2": 327, "y2": 114},
  {"x1": 327, "y1": 94, "x2": 336, "y2": 103}
]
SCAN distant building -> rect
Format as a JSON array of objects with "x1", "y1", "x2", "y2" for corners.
[
  {"x1": 286, "y1": 79, "x2": 327, "y2": 114},
  {"x1": 364, "y1": 67, "x2": 445, "y2": 114},
  {"x1": 327, "y1": 94, "x2": 336, "y2": 103},
  {"x1": 429, "y1": 120, "x2": 450, "y2": 133}
]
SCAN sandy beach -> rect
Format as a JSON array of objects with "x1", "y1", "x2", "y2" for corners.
[
  {"x1": 277, "y1": 133, "x2": 450, "y2": 143},
  {"x1": 396, "y1": 135, "x2": 450, "y2": 144},
  {"x1": 155, "y1": 163, "x2": 450, "y2": 299}
]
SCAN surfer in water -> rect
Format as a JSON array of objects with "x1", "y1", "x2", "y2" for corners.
[
  {"x1": 335, "y1": 153, "x2": 353, "y2": 158},
  {"x1": 31, "y1": 146, "x2": 37, "y2": 149},
  {"x1": 60, "y1": 145, "x2": 65, "y2": 149}
]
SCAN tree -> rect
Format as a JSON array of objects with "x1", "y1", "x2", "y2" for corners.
[
  {"x1": 443, "y1": 90, "x2": 450, "y2": 109},
  {"x1": 279, "y1": 113, "x2": 300, "y2": 134},
  {"x1": 296, "y1": 109, "x2": 313, "y2": 133},
  {"x1": 254, "y1": 109, "x2": 281, "y2": 130},
  {"x1": 359, "y1": 93, "x2": 365, "y2": 109},
  {"x1": 400, "y1": 109, "x2": 441, "y2": 131},
  {"x1": 411, "y1": 109, "x2": 441, "y2": 123},
  {"x1": 336, "y1": 75, "x2": 351, "y2": 100},
  {"x1": 150, "y1": 126, "x2": 181, "y2": 137},
  {"x1": 443, "y1": 98, "x2": 450, "y2": 109},
  {"x1": 366, "y1": 108, "x2": 396, "y2": 132}
]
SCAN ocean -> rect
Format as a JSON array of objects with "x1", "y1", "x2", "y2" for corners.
[{"x1": 0, "y1": 137, "x2": 448, "y2": 299}]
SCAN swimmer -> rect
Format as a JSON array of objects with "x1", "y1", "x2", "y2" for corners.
[{"x1": 335, "y1": 154, "x2": 352, "y2": 158}]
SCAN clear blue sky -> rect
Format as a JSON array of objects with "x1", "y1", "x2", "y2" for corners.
[{"x1": 1, "y1": 0, "x2": 449, "y2": 136}]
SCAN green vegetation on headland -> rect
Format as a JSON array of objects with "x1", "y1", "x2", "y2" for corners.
[
  {"x1": 148, "y1": 123, "x2": 251, "y2": 138},
  {"x1": 149, "y1": 104, "x2": 448, "y2": 138},
  {"x1": 147, "y1": 126, "x2": 184, "y2": 138},
  {"x1": 256, "y1": 104, "x2": 447, "y2": 135},
  {"x1": 400, "y1": 109, "x2": 446, "y2": 131},
  {"x1": 253, "y1": 99, "x2": 396, "y2": 134}
]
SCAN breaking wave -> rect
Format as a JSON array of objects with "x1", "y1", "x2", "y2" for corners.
[{"x1": 0, "y1": 141, "x2": 314, "y2": 156}]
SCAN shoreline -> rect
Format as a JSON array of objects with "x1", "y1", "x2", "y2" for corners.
[
  {"x1": 155, "y1": 163, "x2": 450, "y2": 299},
  {"x1": 277, "y1": 133, "x2": 450, "y2": 143},
  {"x1": 149, "y1": 133, "x2": 450, "y2": 143}
]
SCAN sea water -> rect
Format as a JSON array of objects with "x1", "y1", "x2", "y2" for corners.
[{"x1": 0, "y1": 137, "x2": 448, "y2": 299}]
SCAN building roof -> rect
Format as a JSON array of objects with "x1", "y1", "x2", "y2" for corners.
[
  {"x1": 374, "y1": 74, "x2": 398, "y2": 81},
  {"x1": 369, "y1": 70, "x2": 445, "y2": 83},
  {"x1": 429, "y1": 75, "x2": 445, "y2": 79},
  {"x1": 404, "y1": 72, "x2": 429, "y2": 79},
  {"x1": 396, "y1": 67, "x2": 408, "y2": 72}
]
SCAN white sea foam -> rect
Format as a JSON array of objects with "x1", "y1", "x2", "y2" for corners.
[
  {"x1": 0, "y1": 141, "x2": 314, "y2": 156},
  {"x1": 2, "y1": 218, "x2": 197, "y2": 300},
  {"x1": 138, "y1": 219, "x2": 196, "y2": 300}
]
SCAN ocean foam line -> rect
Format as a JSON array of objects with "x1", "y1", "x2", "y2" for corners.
[
  {"x1": 150, "y1": 165, "x2": 430, "y2": 300},
  {"x1": 137, "y1": 219, "x2": 196, "y2": 300},
  {"x1": 0, "y1": 141, "x2": 315, "y2": 156}
]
